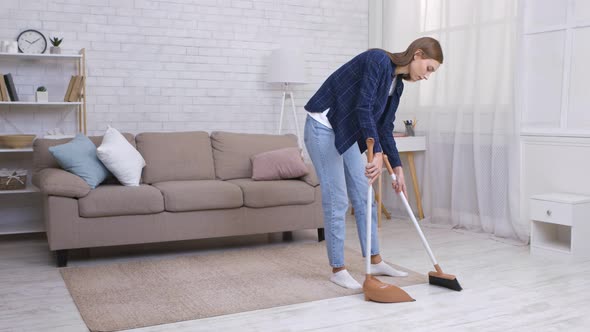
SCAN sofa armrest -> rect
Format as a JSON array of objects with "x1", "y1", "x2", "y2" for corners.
[
  {"x1": 300, "y1": 163, "x2": 319, "y2": 187},
  {"x1": 33, "y1": 168, "x2": 91, "y2": 198}
]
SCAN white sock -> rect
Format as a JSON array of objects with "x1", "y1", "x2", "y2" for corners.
[
  {"x1": 330, "y1": 270, "x2": 362, "y2": 289},
  {"x1": 370, "y1": 261, "x2": 409, "y2": 277}
]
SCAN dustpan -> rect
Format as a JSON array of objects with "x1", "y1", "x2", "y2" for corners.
[{"x1": 362, "y1": 138, "x2": 414, "y2": 303}]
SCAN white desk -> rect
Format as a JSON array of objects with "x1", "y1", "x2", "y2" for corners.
[
  {"x1": 395, "y1": 135, "x2": 427, "y2": 153},
  {"x1": 379, "y1": 136, "x2": 426, "y2": 222}
]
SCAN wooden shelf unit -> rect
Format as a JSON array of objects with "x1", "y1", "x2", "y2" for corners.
[
  {"x1": 0, "y1": 101, "x2": 82, "y2": 106},
  {"x1": 0, "y1": 48, "x2": 87, "y2": 235},
  {"x1": 0, "y1": 48, "x2": 87, "y2": 134}
]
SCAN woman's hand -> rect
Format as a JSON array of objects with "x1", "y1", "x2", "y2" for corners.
[
  {"x1": 365, "y1": 152, "x2": 383, "y2": 185},
  {"x1": 392, "y1": 166, "x2": 408, "y2": 198}
]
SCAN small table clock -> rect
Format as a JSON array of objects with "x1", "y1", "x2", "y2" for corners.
[{"x1": 17, "y1": 29, "x2": 47, "y2": 54}]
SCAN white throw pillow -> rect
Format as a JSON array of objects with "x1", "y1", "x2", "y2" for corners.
[{"x1": 97, "y1": 126, "x2": 145, "y2": 186}]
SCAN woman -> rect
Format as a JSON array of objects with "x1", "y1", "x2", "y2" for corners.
[{"x1": 304, "y1": 37, "x2": 443, "y2": 289}]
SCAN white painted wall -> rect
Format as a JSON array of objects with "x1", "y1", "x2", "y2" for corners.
[
  {"x1": 0, "y1": 0, "x2": 369, "y2": 234},
  {"x1": 520, "y1": 0, "x2": 590, "y2": 234},
  {"x1": 0, "y1": 0, "x2": 368, "y2": 137}
]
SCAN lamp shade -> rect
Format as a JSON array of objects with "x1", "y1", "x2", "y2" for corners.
[{"x1": 267, "y1": 48, "x2": 307, "y2": 84}]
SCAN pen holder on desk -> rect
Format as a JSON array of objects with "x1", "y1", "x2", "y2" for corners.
[{"x1": 405, "y1": 124, "x2": 415, "y2": 136}]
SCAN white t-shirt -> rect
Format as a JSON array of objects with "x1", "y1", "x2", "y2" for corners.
[{"x1": 308, "y1": 76, "x2": 397, "y2": 129}]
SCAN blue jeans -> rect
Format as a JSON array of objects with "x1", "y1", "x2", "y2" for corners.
[{"x1": 304, "y1": 115, "x2": 379, "y2": 268}]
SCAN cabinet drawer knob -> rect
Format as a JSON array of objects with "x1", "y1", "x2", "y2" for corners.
[{"x1": 546, "y1": 210, "x2": 552, "y2": 216}]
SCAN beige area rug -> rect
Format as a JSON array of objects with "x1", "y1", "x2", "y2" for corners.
[{"x1": 60, "y1": 242, "x2": 427, "y2": 332}]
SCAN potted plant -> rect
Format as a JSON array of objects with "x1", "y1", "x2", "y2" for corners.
[
  {"x1": 36, "y1": 86, "x2": 48, "y2": 102},
  {"x1": 49, "y1": 37, "x2": 63, "y2": 54}
]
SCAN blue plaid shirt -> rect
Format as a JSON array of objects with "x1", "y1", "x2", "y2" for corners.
[{"x1": 305, "y1": 49, "x2": 404, "y2": 167}]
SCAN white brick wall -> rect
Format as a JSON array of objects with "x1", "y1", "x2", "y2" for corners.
[{"x1": 0, "y1": 0, "x2": 368, "y2": 137}]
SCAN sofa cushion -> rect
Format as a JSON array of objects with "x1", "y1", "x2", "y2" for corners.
[
  {"x1": 227, "y1": 178, "x2": 315, "y2": 208},
  {"x1": 33, "y1": 133, "x2": 135, "y2": 173},
  {"x1": 48, "y1": 133, "x2": 111, "y2": 189},
  {"x1": 210, "y1": 131, "x2": 298, "y2": 180},
  {"x1": 251, "y1": 147, "x2": 308, "y2": 181},
  {"x1": 97, "y1": 126, "x2": 145, "y2": 186},
  {"x1": 136, "y1": 131, "x2": 215, "y2": 184},
  {"x1": 33, "y1": 168, "x2": 91, "y2": 198},
  {"x1": 78, "y1": 184, "x2": 164, "y2": 218},
  {"x1": 152, "y1": 180, "x2": 243, "y2": 212},
  {"x1": 300, "y1": 164, "x2": 320, "y2": 187}
]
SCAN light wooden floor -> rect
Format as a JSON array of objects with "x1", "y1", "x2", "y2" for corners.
[{"x1": 1, "y1": 214, "x2": 589, "y2": 332}]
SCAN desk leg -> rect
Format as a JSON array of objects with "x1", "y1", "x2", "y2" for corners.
[
  {"x1": 405, "y1": 152, "x2": 424, "y2": 220},
  {"x1": 377, "y1": 171, "x2": 393, "y2": 221},
  {"x1": 381, "y1": 201, "x2": 391, "y2": 220}
]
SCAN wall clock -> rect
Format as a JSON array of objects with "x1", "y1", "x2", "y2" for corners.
[{"x1": 17, "y1": 29, "x2": 47, "y2": 54}]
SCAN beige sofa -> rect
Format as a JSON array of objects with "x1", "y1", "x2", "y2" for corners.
[{"x1": 33, "y1": 131, "x2": 323, "y2": 267}]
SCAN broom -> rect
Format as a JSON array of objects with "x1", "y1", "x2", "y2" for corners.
[{"x1": 383, "y1": 155, "x2": 462, "y2": 291}]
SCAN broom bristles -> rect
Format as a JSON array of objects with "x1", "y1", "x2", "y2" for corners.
[{"x1": 429, "y1": 275, "x2": 462, "y2": 291}]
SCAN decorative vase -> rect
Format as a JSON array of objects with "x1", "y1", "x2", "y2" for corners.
[
  {"x1": 36, "y1": 91, "x2": 48, "y2": 102},
  {"x1": 50, "y1": 46, "x2": 61, "y2": 54}
]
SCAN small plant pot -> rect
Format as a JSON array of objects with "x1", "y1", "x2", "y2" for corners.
[
  {"x1": 50, "y1": 46, "x2": 61, "y2": 54},
  {"x1": 36, "y1": 91, "x2": 48, "y2": 103}
]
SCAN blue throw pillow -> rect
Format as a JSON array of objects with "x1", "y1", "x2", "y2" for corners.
[{"x1": 49, "y1": 133, "x2": 110, "y2": 189}]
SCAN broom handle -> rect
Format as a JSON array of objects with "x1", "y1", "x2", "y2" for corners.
[
  {"x1": 383, "y1": 155, "x2": 438, "y2": 266},
  {"x1": 365, "y1": 138, "x2": 374, "y2": 274}
]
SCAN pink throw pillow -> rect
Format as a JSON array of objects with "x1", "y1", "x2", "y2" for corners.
[{"x1": 251, "y1": 147, "x2": 309, "y2": 181}]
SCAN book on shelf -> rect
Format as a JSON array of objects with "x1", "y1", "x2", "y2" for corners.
[
  {"x1": 3, "y1": 73, "x2": 18, "y2": 101},
  {"x1": 0, "y1": 72, "x2": 9, "y2": 101},
  {"x1": 76, "y1": 75, "x2": 85, "y2": 101},
  {"x1": 64, "y1": 75, "x2": 76, "y2": 102},
  {"x1": 67, "y1": 75, "x2": 84, "y2": 102}
]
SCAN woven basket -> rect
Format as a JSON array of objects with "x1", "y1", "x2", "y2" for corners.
[
  {"x1": 0, "y1": 169, "x2": 27, "y2": 190},
  {"x1": 0, "y1": 134, "x2": 36, "y2": 149}
]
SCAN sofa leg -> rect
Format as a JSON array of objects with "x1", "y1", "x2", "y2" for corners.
[
  {"x1": 56, "y1": 249, "x2": 68, "y2": 267},
  {"x1": 317, "y1": 228, "x2": 325, "y2": 242},
  {"x1": 282, "y1": 231, "x2": 293, "y2": 242}
]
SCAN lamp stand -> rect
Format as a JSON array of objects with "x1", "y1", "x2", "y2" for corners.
[{"x1": 278, "y1": 82, "x2": 302, "y2": 147}]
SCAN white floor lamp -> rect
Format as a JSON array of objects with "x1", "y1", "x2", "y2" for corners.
[{"x1": 267, "y1": 48, "x2": 307, "y2": 147}]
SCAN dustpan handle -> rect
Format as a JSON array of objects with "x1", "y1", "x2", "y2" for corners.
[
  {"x1": 383, "y1": 155, "x2": 438, "y2": 266},
  {"x1": 365, "y1": 138, "x2": 374, "y2": 274},
  {"x1": 366, "y1": 138, "x2": 374, "y2": 163}
]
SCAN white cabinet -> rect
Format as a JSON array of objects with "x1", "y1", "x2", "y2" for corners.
[{"x1": 530, "y1": 193, "x2": 590, "y2": 258}]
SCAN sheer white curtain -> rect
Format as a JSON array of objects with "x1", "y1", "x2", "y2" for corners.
[{"x1": 375, "y1": 0, "x2": 527, "y2": 242}]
